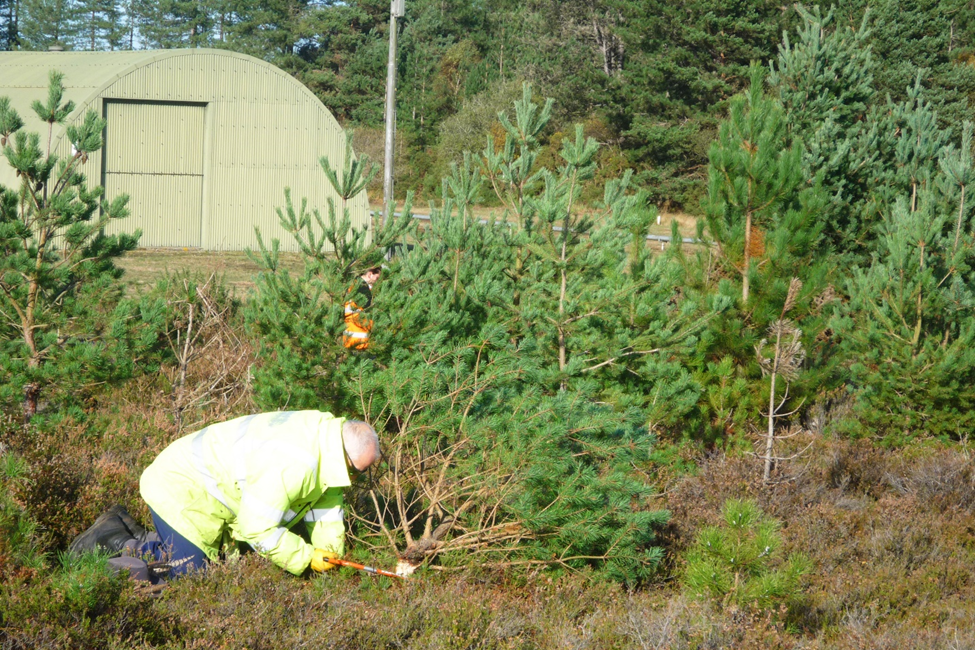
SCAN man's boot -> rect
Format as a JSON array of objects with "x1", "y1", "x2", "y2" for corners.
[
  {"x1": 107, "y1": 556, "x2": 151, "y2": 581},
  {"x1": 69, "y1": 505, "x2": 148, "y2": 556}
]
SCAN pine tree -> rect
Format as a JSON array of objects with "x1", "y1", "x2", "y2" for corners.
[
  {"x1": 940, "y1": 122, "x2": 975, "y2": 254},
  {"x1": 867, "y1": 0, "x2": 975, "y2": 132},
  {"x1": 291, "y1": 0, "x2": 389, "y2": 124},
  {"x1": 245, "y1": 132, "x2": 413, "y2": 410},
  {"x1": 871, "y1": 76, "x2": 949, "y2": 216},
  {"x1": 223, "y1": 0, "x2": 310, "y2": 58},
  {"x1": 0, "y1": 0, "x2": 19, "y2": 50},
  {"x1": 135, "y1": 0, "x2": 217, "y2": 48},
  {"x1": 245, "y1": 89, "x2": 674, "y2": 584},
  {"x1": 704, "y1": 65, "x2": 823, "y2": 305},
  {"x1": 345, "y1": 151, "x2": 670, "y2": 585},
  {"x1": 482, "y1": 83, "x2": 662, "y2": 391},
  {"x1": 478, "y1": 83, "x2": 729, "y2": 443},
  {"x1": 832, "y1": 187, "x2": 975, "y2": 441},
  {"x1": 17, "y1": 0, "x2": 80, "y2": 49},
  {"x1": 516, "y1": 124, "x2": 633, "y2": 387},
  {"x1": 691, "y1": 64, "x2": 833, "y2": 446},
  {"x1": 481, "y1": 82, "x2": 552, "y2": 310},
  {"x1": 606, "y1": 0, "x2": 789, "y2": 208},
  {"x1": 771, "y1": 6, "x2": 875, "y2": 136},
  {"x1": 769, "y1": 5, "x2": 882, "y2": 259},
  {"x1": 0, "y1": 71, "x2": 140, "y2": 420},
  {"x1": 73, "y1": 0, "x2": 124, "y2": 50},
  {"x1": 755, "y1": 277, "x2": 805, "y2": 483},
  {"x1": 683, "y1": 498, "x2": 811, "y2": 611},
  {"x1": 831, "y1": 116, "x2": 975, "y2": 441}
]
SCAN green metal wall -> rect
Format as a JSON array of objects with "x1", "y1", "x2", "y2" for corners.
[
  {"x1": 0, "y1": 50, "x2": 370, "y2": 252},
  {"x1": 104, "y1": 101, "x2": 206, "y2": 247}
]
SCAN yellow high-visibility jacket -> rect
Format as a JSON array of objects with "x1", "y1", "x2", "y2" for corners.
[
  {"x1": 343, "y1": 281, "x2": 373, "y2": 349},
  {"x1": 140, "y1": 411, "x2": 352, "y2": 575}
]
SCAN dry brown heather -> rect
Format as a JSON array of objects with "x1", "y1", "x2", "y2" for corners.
[{"x1": 5, "y1": 373, "x2": 975, "y2": 650}]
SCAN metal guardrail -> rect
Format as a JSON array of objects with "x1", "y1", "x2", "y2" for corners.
[{"x1": 373, "y1": 211, "x2": 707, "y2": 245}]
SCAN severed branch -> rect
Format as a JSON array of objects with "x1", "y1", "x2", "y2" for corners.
[
  {"x1": 581, "y1": 348, "x2": 661, "y2": 373},
  {"x1": 163, "y1": 274, "x2": 252, "y2": 433}
]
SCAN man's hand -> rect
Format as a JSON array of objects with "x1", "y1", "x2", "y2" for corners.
[{"x1": 310, "y1": 549, "x2": 339, "y2": 572}]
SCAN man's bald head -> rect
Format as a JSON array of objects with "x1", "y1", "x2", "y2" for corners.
[{"x1": 341, "y1": 420, "x2": 380, "y2": 471}]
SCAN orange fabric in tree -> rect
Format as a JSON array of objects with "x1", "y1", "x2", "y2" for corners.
[{"x1": 343, "y1": 279, "x2": 374, "y2": 349}]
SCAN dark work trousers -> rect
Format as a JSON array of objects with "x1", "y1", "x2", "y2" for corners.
[{"x1": 140, "y1": 507, "x2": 210, "y2": 577}]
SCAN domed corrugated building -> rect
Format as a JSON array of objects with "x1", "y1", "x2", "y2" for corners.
[{"x1": 0, "y1": 49, "x2": 370, "y2": 251}]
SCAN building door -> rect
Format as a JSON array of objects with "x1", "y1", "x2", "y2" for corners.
[{"x1": 102, "y1": 100, "x2": 206, "y2": 248}]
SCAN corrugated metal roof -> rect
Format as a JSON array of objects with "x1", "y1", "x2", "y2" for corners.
[
  {"x1": 0, "y1": 51, "x2": 170, "y2": 152},
  {"x1": 0, "y1": 50, "x2": 371, "y2": 252},
  {"x1": 0, "y1": 51, "x2": 160, "y2": 86}
]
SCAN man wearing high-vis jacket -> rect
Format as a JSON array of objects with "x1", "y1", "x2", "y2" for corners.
[
  {"x1": 137, "y1": 411, "x2": 380, "y2": 577},
  {"x1": 342, "y1": 266, "x2": 381, "y2": 349}
]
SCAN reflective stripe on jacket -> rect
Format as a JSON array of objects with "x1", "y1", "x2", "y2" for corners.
[{"x1": 139, "y1": 411, "x2": 352, "y2": 575}]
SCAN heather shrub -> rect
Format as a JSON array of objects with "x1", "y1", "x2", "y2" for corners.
[
  {"x1": 1, "y1": 416, "x2": 148, "y2": 554},
  {"x1": 8, "y1": 426, "x2": 92, "y2": 552},
  {"x1": 146, "y1": 557, "x2": 807, "y2": 650},
  {"x1": 1, "y1": 409, "x2": 158, "y2": 557},
  {"x1": 0, "y1": 552, "x2": 174, "y2": 649},
  {"x1": 151, "y1": 554, "x2": 537, "y2": 650},
  {"x1": 823, "y1": 438, "x2": 892, "y2": 498},
  {"x1": 886, "y1": 447, "x2": 975, "y2": 511},
  {"x1": 0, "y1": 448, "x2": 46, "y2": 581}
]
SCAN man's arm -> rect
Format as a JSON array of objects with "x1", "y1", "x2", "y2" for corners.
[
  {"x1": 233, "y1": 471, "x2": 317, "y2": 575},
  {"x1": 305, "y1": 487, "x2": 345, "y2": 555}
]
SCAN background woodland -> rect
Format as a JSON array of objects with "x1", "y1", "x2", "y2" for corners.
[{"x1": 4, "y1": 0, "x2": 975, "y2": 209}]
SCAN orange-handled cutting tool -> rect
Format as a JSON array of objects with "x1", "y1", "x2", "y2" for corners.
[{"x1": 327, "y1": 557, "x2": 406, "y2": 579}]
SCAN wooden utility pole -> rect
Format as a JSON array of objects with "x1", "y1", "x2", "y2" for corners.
[{"x1": 382, "y1": 0, "x2": 405, "y2": 227}]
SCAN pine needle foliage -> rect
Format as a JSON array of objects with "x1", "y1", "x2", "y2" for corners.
[
  {"x1": 245, "y1": 130, "x2": 415, "y2": 412},
  {"x1": 683, "y1": 498, "x2": 811, "y2": 611},
  {"x1": 832, "y1": 189, "x2": 975, "y2": 441},
  {"x1": 941, "y1": 122, "x2": 975, "y2": 255},
  {"x1": 704, "y1": 64, "x2": 825, "y2": 307},
  {"x1": 0, "y1": 71, "x2": 149, "y2": 422},
  {"x1": 871, "y1": 76, "x2": 949, "y2": 217},
  {"x1": 248, "y1": 87, "x2": 681, "y2": 584},
  {"x1": 318, "y1": 131, "x2": 380, "y2": 230},
  {"x1": 769, "y1": 5, "x2": 882, "y2": 260}
]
